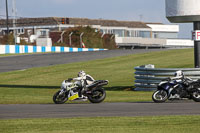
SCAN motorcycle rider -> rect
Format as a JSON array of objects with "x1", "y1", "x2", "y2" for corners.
[
  {"x1": 172, "y1": 70, "x2": 191, "y2": 86},
  {"x1": 73, "y1": 70, "x2": 95, "y2": 98},
  {"x1": 170, "y1": 70, "x2": 192, "y2": 98},
  {"x1": 168, "y1": 70, "x2": 184, "y2": 98}
]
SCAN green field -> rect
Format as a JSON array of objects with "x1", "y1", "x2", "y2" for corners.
[
  {"x1": 1, "y1": 115, "x2": 200, "y2": 133},
  {"x1": 0, "y1": 49, "x2": 194, "y2": 104}
]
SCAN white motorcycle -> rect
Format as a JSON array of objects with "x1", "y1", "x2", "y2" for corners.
[{"x1": 53, "y1": 79, "x2": 108, "y2": 104}]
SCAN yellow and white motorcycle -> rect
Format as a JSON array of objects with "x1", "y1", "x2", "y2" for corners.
[{"x1": 53, "y1": 79, "x2": 108, "y2": 104}]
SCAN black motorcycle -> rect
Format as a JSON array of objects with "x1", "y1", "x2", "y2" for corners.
[
  {"x1": 152, "y1": 78, "x2": 200, "y2": 103},
  {"x1": 53, "y1": 79, "x2": 108, "y2": 104}
]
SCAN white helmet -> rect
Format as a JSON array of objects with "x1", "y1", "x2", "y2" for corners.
[
  {"x1": 78, "y1": 70, "x2": 86, "y2": 77},
  {"x1": 174, "y1": 70, "x2": 183, "y2": 77}
]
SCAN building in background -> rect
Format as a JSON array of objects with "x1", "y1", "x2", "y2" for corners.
[{"x1": 0, "y1": 17, "x2": 193, "y2": 48}]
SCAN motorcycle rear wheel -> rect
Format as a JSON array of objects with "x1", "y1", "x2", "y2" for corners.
[
  {"x1": 53, "y1": 91, "x2": 68, "y2": 104},
  {"x1": 152, "y1": 90, "x2": 168, "y2": 103},
  {"x1": 88, "y1": 88, "x2": 106, "y2": 103}
]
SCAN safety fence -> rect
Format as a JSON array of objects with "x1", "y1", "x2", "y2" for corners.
[
  {"x1": 0, "y1": 44, "x2": 107, "y2": 54},
  {"x1": 134, "y1": 64, "x2": 200, "y2": 91}
]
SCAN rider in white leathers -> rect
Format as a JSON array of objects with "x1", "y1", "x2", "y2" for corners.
[{"x1": 73, "y1": 70, "x2": 95, "y2": 98}]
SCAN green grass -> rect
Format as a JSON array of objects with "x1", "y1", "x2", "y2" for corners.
[
  {"x1": 0, "y1": 49, "x2": 194, "y2": 104},
  {"x1": 0, "y1": 53, "x2": 23, "y2": 57},
  {"x1": 0, "y1": 52, "x2": 52, "y2": 57},
  {"x1": 1, "y1": 115, "x2": 200, "y2": 133}
]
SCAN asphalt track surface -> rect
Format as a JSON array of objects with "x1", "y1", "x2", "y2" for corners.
[
  {"x1": 0, "y1": 49, "x2": 164, "y2": 73},
  {"x1": 0, "y1": 102, "x2": 200, "y2": 119}
]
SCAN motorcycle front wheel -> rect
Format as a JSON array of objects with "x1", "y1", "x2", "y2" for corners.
[
  {"x1": 53, "y1": 90, "x2": 68, "y2": 104},
  {"x1": 88, "y1": 88, "x2": 106, "y2": 103},
  {"x1": 152, "y1": 90, "x2": 168, "y2": 103},
  {"x1": 191, "y1": 89, "x2": 200, "y2": 102}
]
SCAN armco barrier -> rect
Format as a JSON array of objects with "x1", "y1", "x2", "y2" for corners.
[
  {"x1": 134, "y1": 65, "x2": 200, "y2": 91},
  {"x1": 0, "y1": 45, "x2": 107, "y2": 54}
]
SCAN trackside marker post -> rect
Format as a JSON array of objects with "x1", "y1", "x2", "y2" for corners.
[
  {"x1": 165, "y1": 0, "x2": 200, "y2": 68},
  {"x1": 192, "y1": 30, "x2": 200, "y2": 41}
]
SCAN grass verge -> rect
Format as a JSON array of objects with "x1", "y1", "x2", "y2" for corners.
[
  {"x1": 0, "y1": 115, "x2": 200, "y2": 133},
  {"x1": 0, "y1": 52, "x2": 52, "y2": 57},
  {"x1": 0, "y1": 49, "x2": 194, "y2": 104}
]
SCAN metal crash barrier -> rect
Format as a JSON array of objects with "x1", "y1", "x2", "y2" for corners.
[{"x1": 134, "y1": 64, "x2": 200, "y2": 91}]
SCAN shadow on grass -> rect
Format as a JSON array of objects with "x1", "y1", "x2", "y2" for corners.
[
  {"x1": 0, "y1": 84, "x2": 59, "y2": 89},
  {"x1": 0, "y1": 84, "x2": 135, "y2": 91},
  {"x1": 105, "y1": 86, "x2": 134, "y2": 91}
]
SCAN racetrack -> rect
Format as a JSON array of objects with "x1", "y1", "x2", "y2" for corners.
[
  {"x1": 1, "y1": 49, "x2": 198, "y2": 119},
  {"x1": 0, "y1": 102, "x2": 200, "y2": 119},
  {"x1": 0, "y1": 49, "x2": 165, "y2": 73}
]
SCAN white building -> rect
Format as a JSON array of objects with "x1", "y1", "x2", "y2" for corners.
[{"x1": 0, "y1": 17, "x2": 193, "y2": 48}]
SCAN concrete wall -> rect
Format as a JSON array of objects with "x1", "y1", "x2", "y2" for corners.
[
  {"x1": 115, "y1": 37, "x2": 194, "y2": 47},
  {"x1": 166, "y1": 39, "x2": 194, "y2": 47},
  {"x1": 36, "y1": 38, "x2": 52, "y2": 47},
  {"x1": 147, "y1": 24, "x2": 179, "y2": 32},
  {"x1": 115, "y1": 37, "x2": 166, "y2": 45},
  {"x1": 0, "y1": 45, "x2": 107, "y2": 54}
]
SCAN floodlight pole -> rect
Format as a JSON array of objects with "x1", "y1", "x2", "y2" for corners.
[
  {"x1": 12, "y1": 0, "x2": 17, "y2": 44},
  {"x1": 5, "y1": 0, "x2": 9, "y2": 35},
  {"x1": 194, "y1": 22, "x2": 200, "y2": 68}
]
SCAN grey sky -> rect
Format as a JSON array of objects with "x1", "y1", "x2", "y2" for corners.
[{"x1": 0, "y1": 0, "x2": 193, "y2": 38}]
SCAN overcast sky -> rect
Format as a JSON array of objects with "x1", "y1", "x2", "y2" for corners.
[{"x1": 0, "y1": 0, "x2": 193, "y2": 38}]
